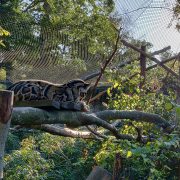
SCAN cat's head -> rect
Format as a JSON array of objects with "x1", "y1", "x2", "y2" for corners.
[{"x1": 67, "y1": 79, "x2": 91, "y2": 98}]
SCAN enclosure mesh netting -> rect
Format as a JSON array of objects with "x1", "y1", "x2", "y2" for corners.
[{"x1": 0, "y1": 0, "x2": 179, "y2": 84}]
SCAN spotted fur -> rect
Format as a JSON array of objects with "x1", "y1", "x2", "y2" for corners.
[{"x1": 7, "y1": 79, "x2": 90, "y2": 111}]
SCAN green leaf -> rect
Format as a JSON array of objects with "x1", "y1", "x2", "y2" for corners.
[
  {"x1": 0, "y1": 40, "x2": 5, "y2": 47},
  {"x1": 175, "y1": 107, "x2": 180, "y2": 118},
  {"x1": 165, "y1": 102, "x2": 173, "y2": 111},
  {"x1": 126, "y1": 151, "x2": 132, "y2": 158}
]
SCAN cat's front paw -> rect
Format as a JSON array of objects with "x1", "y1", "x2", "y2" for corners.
[{"x1": 52, "y1": 100, "x2": 61, "y2": 109}]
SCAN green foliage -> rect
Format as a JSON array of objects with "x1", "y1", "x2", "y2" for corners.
[
  {"x1": 95, "y1": 135, "x2": 180, "y2": 179},
  {"x1": 0, "y1": 26, "x2": 10, "y2": 47},
  {"x1": 5, "y1": 128, "x2": 180, "y2": 179},
  {"x1": 0, "y1": 84, "x2": 6, "y2": 90},
  {"x1": 0, "y1": 0, "x2": 118, "y2": 55},
  {"x1": 0, "y1": 68, "x2": 6, "y2": 80},
  {"x1": 5, "y1": 132, "x2": 21, "y2": 153},
  {"x1": 107, "y1": 76, "x2": 175, "y2": 121},
  {"x1": 5, "y1": 145, "x2": 52, "y2": 180},
  {"x1": 4, "y1": 132, "x2": 100, "y2": 180},
  {"x1": 0, "y1": 0, "x2": 120, "y2": 80},
  {"x1": 98, "y1": 58, "x2": 180, "y2": 179}
]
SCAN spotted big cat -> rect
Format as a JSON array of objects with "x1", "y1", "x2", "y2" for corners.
[{"x1": 7, "y1": 79, "x2": 90, "y2": 111}]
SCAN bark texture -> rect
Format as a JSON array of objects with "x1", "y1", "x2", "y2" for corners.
[
  {"x1": 0, "y1": 90, "x2": 14, "y2": 180},
  {"x1": 11, "y1": 108, "x2": 174, "y2": 141}
]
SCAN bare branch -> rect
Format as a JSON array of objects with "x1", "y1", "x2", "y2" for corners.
[
  {"x1": 119, "y1": 6, "x2": 173, "y2": 16},
  {"x1": 28, "y1": 124, "x2": 100, "y2": 139},
  {"x1": 86, "y1": 126, "x2": 107, "y2": 139},
  {"x1": 87, "y1": 28, "x2": 121, "y2": 103},
  {"x1": 80, "y1": 113, "x2": 135, "y2": 140},
  {"x1": 122, "y1": 54, "x2": 180, "y2": 85},
  {"x1": 23, "y1": 0, "x2": 43, "y2": 12},
  {"x1": 89, "y1": 90, "x2": 107, "y2": 103},
  {"x1": 151, "y1": 46, "x2": 171, "y2": 56},
  {"x1": 122, "y1": 54, "x2": 180, "y2": 84}
]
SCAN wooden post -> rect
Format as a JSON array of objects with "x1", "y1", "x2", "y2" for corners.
[
  {"x1": 139, "y1": 44, "x2": 146, "y2": 89},
  {"x1": 0, "y1": 90, "x2": 14, "y2": 180},
  {"x1": 86, "y1": 166, "x2": 112, "y2": 180},
  {"x1": 113, "y1": 153, "x2": 122, "y2": 180}
]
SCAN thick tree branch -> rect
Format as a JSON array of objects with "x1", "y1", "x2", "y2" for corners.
[
  {"x1": 95, "y1": 110, "x2": 171, "y2": 130},
  {"x1": 11, "y1": 108, "x2": 174, "y2": 141}
]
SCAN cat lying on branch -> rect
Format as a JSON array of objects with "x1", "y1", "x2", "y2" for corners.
[{"x1": 7, "y1": 79, "x2": 90, "y2": 111}]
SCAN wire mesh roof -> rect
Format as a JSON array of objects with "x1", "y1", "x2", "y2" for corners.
[
  {"x1": 115, "y1": 0, "x2": 180, "y2": 52},
  {"x1": 0, "y1": 0, "x2": 179, "y2": 84}
]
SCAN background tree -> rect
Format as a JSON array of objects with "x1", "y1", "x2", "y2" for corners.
[{"x1": 0, "y1": 0, "x2": 121, "y2": 83}]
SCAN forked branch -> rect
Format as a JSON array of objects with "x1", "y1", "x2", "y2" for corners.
[{"x1": 11, "y1": 108, "x2": 174, "y2": 142}]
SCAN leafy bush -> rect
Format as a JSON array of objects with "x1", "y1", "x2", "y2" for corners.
[
  {"x1": 92, "y1": 72, "x2": 180, "y2": 179},
  {"x1": 4, "y1": 133, "x2": 100, "y2": 180},
  {"x1": 95, "y1": 135, "x2": 180, "y2": 179}
]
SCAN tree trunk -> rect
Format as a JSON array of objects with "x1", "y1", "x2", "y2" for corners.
[{"x1": 0, "y1": 90, "x2": 14, "y2": 180}]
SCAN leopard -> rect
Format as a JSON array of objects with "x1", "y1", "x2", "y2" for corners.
[{"x1": 7, "y1": 79, "x2": 90, "y2": 111}]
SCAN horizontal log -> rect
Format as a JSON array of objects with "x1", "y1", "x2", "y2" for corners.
[{"x1": 11, "y1": 108, "x2": 173, "y2": 139}]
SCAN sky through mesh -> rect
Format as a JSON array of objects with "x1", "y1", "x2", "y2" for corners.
[{"x1": 0, "y1": 0, "x2": 179, "y2": 84}]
